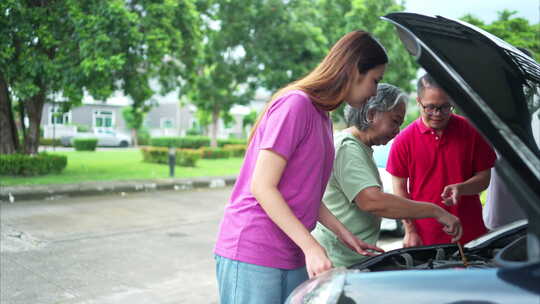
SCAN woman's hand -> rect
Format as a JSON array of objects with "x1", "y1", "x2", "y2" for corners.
[
  {"x1": 304, "y1": 243, "x2": 333, "y2": 278},
  {"x1": 337, "y1": 229, "x2": 384, "y2": 256}
]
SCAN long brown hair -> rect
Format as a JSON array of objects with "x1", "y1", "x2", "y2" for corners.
[{"x1": 249, "y1": 30, "x2": 388, "y2": 143}]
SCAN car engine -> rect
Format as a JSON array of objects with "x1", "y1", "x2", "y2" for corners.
[{"x1": 350, "y1": 224, "x2": 527, "y2": 271}]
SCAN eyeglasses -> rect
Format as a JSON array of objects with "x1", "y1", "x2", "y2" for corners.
[{"x1": 418, "y1": 101, "x2": 454, "y2": 115}]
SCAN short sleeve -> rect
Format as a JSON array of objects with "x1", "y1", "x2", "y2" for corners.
[
  {"x1": 334, "y1": 141, "x2": 382, "y2": 202},
  {"x1": 259, "y1": 93, "x2": 313, "y2": 160},
  {"x1": 472, "y1": 130, "x2": 496, "y2": 172},
  {"x1": 386, "y1": 134, "x2": 409, "y2": 178}
]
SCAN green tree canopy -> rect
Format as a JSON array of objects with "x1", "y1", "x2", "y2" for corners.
[
  {"x1": 0, "y1": 0, "x2": 201, "y2": 154},
  {"x1": 241, "y1": 0, "x2": 418, "y2": 93},
  {"x1": 189, "y1": 0, "x2": 418, "y2": 141}
]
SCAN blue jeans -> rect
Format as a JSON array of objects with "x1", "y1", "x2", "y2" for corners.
[{"x1": 215, "y1": 255, "x2": 308, "y2": 304}]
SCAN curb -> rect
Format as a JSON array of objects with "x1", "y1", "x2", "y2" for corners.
[{"x1": 0, "y1": 176, "x2": 237, "y2": 202}]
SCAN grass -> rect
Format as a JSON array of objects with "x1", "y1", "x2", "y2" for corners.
[{"x1": 1, "y1": 150, "x2": 244, "y2": 186}]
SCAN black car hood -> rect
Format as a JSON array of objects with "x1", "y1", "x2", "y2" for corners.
[{"x1": 382, "y1": 12, "x2": 540, "y2": 258}]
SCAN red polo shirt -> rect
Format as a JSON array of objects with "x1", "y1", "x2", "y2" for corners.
[{"x1": 387, "y1": 114, "x2": 496, "y2": 245}]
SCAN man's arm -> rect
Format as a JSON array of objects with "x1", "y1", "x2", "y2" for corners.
[
  {"x1": 392, "y1": 175, "x2": 423, "y2": 247},
  {"x1": 441, "y1": 169, "x2": 491, "y2": 206}
]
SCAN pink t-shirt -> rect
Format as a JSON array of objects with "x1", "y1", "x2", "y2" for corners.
[{"x1": 214, "y1": 90, "x2": 334, "y2": 269}]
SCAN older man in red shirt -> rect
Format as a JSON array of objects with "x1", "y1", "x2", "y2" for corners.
[{"x1": 387, "y1": 74, "x2": 496, "y2": 246}]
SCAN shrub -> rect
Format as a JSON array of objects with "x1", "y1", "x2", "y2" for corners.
[
  {"x1": 149, "y1": 137, "x2": 176, "y2": 148},
  {"x1": 186, "y1": 127, "x2": 202, "y2": 136},
  {"x1": 141, "y1": 147, "x2": 168, "y2": 164},
  {"x1": 72, "y1": 124, "x2": 90, "y2": 133},
  {"x1": 223, "y1": 144, "x2": 246, "y2": 157},
  {"x1": 39, "y1": 138, "x2": 62, "y2": 146},
  {"x1": 73, "y1": 138, "x2": 98, "y2": 151},
  {"x1": 140, "y1": 147, "x2": 202, "y2": 167},
  {"x1": 200, "y1": 147, "x2": 232, "y2": 159},
  {"x1": 137, "y1": 129, "x2": 151, "y2": 146},
  {"x1": 217, "y1": 138, "x2": 247, "y2": 147},
  {"x1": 150, "y1": 136, "x2": 211, "y2": 149},
  {"x1": 177, "y1": 149, "x2": 202, "y2": 167},
  {"x1": 0, "y1": 153, "x2": 67, "y2": 176}
]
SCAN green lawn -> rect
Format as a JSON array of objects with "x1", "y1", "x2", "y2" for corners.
[{"x1": 1, "y1": 150, "x2": 244, "y2": 186}]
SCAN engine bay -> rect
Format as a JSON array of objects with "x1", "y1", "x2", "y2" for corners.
[{"x1": 350, "y1": 224, "x2": 527, "y2": 272}]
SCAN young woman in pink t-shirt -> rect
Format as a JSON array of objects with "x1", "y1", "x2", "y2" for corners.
[{"x1": 214, "y1": 31, "x2": 388, "y2": 303}]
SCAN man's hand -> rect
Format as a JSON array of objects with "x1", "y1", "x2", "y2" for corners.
[
  {"x1": 403, "y1": 231, "x2": 423, "y2": 248},
  {"x1": 337, "y1": 229, "x2": 384, "y2": 257},
  {"x1": 441, "y1": 183, "x2": 462, "y2": 206}
]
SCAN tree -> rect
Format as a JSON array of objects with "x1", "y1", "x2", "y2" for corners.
[
  {"x1": 195, "y1": 108, "x2": 212, "y2": 136},
  {"x1": 188, "y1": 0, "x2": 417, "y2": 141},
  {"x1": 0, "y1": 73, "x2": 19, "y2": 154},
  {"x1": 0, "y1": 0, "x2": 201, "y2": 155},
  {"x1": 461, "y1": 10, "x2": 540, "y2": 62},
  {"x1": 242, "y1": 110, "x2": 258, "y2": 137},
  {"x1": 240, "y1": 0, "x2": 418, "y2": 124},
  {"x1": 241, "y1": 0, "x2": 330, "y2": 92},
  {"x1": 122, "y1": 107, "x2": 145, "y2": 147},
  {"x1": 186, "y1": 0, "x2": 261, "y2": 147},
  {"x1": 246, "y1": 0, "x2": 418, "y2": 92}
]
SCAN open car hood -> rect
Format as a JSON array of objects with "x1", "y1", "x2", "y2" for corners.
[{"x1": 382, "y1": 12, "x2": 540, "y2": 259}]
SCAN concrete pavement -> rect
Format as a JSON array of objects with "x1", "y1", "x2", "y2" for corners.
[
  {"x1": 1, "y1": 187, "x2": 402, "y2": 304},
  {"x1": 1, "y1": 188, "x2": 230, "y2": 304}
]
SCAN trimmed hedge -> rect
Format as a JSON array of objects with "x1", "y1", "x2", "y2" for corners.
[
  {"x1": 39, "y1": 138, "x2": 62, "y2": 146},
  {"x1": 178, "y1": 149, "x2": 202, "y2": 167},
  {"x1": 150, "y1": 136, "x2": 211, "y2": 149},
  {"x1": 217, "y1": 138, "x2": 247, "y2": 147},
  {"x1": 0, "y1": 153, "x2": 67, "y2": 176},
  {"x1": 223, "y1": 144, "x2": 246, "y2": 157},
  {"x1": 140, "y1": 147, "x2": 202, "y2": 167},
  {"x1": 150, "y1": 137, "x2": 247, "y2": 149},
  {"x1": 73, "y1": 138, "x2": 98, "y2": 151},
  {"x1": 200, "y1": 147, "x2": 232, "y2": 159}
]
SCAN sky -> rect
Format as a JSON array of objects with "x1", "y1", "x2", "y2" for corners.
[{"x1": 404, "y1": 0, "x2": 539, "y2": 24}]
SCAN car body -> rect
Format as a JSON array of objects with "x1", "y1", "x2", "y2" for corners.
[
  {"x1": 61, "y1": 130, "x2": 132, "y2": 147},
  {"x1": 287, "y1": 12, "x2": 540, "y2": 304}
]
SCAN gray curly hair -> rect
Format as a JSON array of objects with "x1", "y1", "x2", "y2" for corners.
[{"x1": 345, "y1": 83, "x2": 407, "y2": 131}]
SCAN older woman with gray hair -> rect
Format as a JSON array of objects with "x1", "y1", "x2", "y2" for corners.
[{"x1": 312, "y1": 83, "x2": 462, "y2": 267}]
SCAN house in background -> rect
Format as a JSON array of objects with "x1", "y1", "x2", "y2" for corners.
[
  {"x1": 41, "y1": 100, "x2": 127, "y2": 139},
  {"x1": 41, "y1": 84, "x2": 196, "y2": 140},
  {"x1": 144, "y1": 100, "x2": 195, "y2": 138},
  {"x1": 40, "y1": 86, "x2": 270, "y2": 141}
]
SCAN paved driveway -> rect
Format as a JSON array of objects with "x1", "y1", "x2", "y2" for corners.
[{"x1": 1, "y1": 188, "x2": 401, "y2": 304}]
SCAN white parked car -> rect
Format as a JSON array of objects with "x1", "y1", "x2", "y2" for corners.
[{"x1": 61, "y1": 130, "x2": 132, "y2": 147}]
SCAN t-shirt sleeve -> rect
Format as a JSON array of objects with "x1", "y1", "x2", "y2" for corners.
[
  {"x1": 259, "y1": 93, "x2": 312, "y2": 160},
  {"x1": 472, "y1": 130, "x2": 497, "y2": 172},
  {"x1": 334, "y1": 141, "x2": 382, "y2": 203},
  {"x1": 386, "y1": 135, "x2": 409, "y2": 178}
]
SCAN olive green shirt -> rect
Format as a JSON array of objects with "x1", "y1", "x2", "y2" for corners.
[{"x1": 313, "y1": 131, "x2": 382, "y2": 267}]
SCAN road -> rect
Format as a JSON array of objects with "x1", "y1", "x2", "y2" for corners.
[{"x1": 1, "y1": 188, "x2": 401, "y2": 304}]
